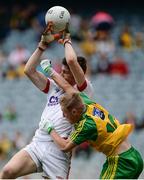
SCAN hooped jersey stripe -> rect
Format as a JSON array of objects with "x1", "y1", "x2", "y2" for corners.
[
  {"x1": 42, "y1": 79, "x2": 50, "y2": 93},
  {"x1": 70, "y1": 119, "x2": 86, "y2": 143},
  {"x1": 77, "y1": 80, "x2": 87, "y2": 92}
]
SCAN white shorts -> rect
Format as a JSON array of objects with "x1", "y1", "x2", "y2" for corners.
[{"x1": 23, "y1": 140, "x2": 71, "y2": 179}]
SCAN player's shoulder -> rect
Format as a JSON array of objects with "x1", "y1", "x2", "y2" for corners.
[{"x1": 45, "y1": 79, "x2": 62, "y2": 94}]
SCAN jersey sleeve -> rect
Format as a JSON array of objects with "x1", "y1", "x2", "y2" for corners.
[
  {"x1": 42, "y1": 79, "x2": 56, "y2": 94},
  {"x1": 76, "y1": 79, "x2": 94, "y2": 98},
  {"x1": 77, "y1": 80, "x2": 87, "y2": 92},
  {"x1": 42, "y1": 79, "x2": 50, "y2": 93},
  {"x1": 70, "y1": 117, "x2": 98, "y2": 145}
]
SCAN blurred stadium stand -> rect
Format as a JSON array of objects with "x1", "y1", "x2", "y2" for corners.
[{"x1": 0, "y1": 0, "x2": 144, "y2": 178}]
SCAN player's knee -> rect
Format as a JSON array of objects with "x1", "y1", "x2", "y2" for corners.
[{"x1": 1, "y1": 165, "x2": 17, "y2": 178}]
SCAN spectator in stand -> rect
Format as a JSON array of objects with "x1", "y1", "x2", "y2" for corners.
[
  {"x1": 16, "y1": 61, "x2": 27, "y2": 78},
  {"x1": 3, "y1": 104, "x2": 17, "y2": 122},
  {"x1": 0, "y1": 133, "x2": 12, "y2": 160},
  {"x1": 124, "y1": 112, "x2": 144, "y2": 131},
  {"x1": 90, "y1": 29, "x2": 115, "y2": 74},
  {"x1": 80, "y1": 19, "x2": 96, "y2": 57},
  {"x1": 135, "y1": 32, "x2": 144, "y2": 49},
  {"x1": 8, "y1": 44, "x2": 30, "y2": 67},
  {"x1": 94, "y1": 28, "x2": 115, "y2": 58},
  {"x1": 90, "y1": 12, "x2": 115, "y2": 74},
  {"x1": 13, "y1": 131, "x2": 27, "y2": 151},
  {"x1": 0, "y1": 50, "x2": 8, "y2": 79},
  {"x1": 6, "y1": 65, "x2": 18, "y2": 80},
  {"x1": 0, "y1": 112, "x2": 2, "y2": 122},
  {"x1": 109, "y1": 57, "x2": 129, "y2": 76},
  {"x1": 95, "y1": 53, "x2": 111, "y2": 74},
  {"x1": 79, "y1": 19, "x2": 96, "y2": 75},
  {"x1": 74, "y1": 142, "x2": 93, "y2": 159},
  {"x1": 92, "y1": 11, "x2": 115, "y2": 58},
  {"x1": 119, "y1": 25, "x2": 134, "y2": 51},
  {"x1": 6, "y1": 44, "x2": 30, "y2": 79}
]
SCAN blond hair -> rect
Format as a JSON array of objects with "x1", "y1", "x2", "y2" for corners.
[{"x1": 60, "y1": 92, "x2": 83, "y2": 111}]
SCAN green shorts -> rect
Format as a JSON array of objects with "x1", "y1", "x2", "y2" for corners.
[{"x1": 100, "y1": 146, "x2": 143, "y2": 179}]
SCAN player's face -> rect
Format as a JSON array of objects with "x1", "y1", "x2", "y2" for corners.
[
  {"x1": 61, "y1": 107, "x2": 75, "y2": 124},
  {"x1": 61, "y1": 105, "x2": 81, "y2": 124},
  {"x1": 61, "y1": 65, "x2": 75, "y2": 85}
]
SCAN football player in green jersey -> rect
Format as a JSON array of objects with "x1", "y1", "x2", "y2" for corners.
[{"x1": 40, "y1": 49, "x2": 143, "y2": 179}]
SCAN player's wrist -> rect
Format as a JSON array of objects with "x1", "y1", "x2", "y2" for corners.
[
  {"x1": 38, "y1": 46, "x2": 45, "y2": 51},
  {"x1": 47, "y1": 127, "x2": 54, "y2": 134},
  {"x1": 63, "y1": 39, "x2": 72, "y2": 47},
  {"x1": 43, "y1": 66, "x2": 55, "y2": 77},
  {"x1": 40, "y1": 59, "x2": 55, "y2": 77},
  {"x1": 38, "y1": 42, "x2": 47, "y2": 51}
]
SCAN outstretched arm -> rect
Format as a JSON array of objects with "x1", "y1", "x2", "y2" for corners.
[
  {"x1": 61, "y1": 27, "x2": 86, "y2": 88},
  {"x1": 24, "y1": 23, "x2": 60, "y2": 91},
  {"x1": 51, "y1": 130, "x2": 76, "y2": 152},
  {"x1": 24, "y1": 45, "x2": 48, "y2": 91},
  {"x1": 39, "y1": 119, "x2": 76, "y2": 152},
  {"x1": 64, "y1": 42, "x2": 86, "y2": 87}
]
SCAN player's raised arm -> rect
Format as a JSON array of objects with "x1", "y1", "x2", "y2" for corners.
[
  {"x1": 59, "y1": 25, "x2": 86, "y2": 88},
  {"x1": 24, "y1": 42, "x2": 47, "y2": 91},
  {"x1": 24, "y1": 22, "x2": 60, "y2": 91}
]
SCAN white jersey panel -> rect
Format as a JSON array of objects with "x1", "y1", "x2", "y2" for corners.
[{"x1": 33, "y1": 78, "x2": 93, "y2": 142}]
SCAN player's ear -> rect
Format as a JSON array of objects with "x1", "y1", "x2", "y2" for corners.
[{"x1": 71, "y1": 108, "x2": 77, "y2": 116}]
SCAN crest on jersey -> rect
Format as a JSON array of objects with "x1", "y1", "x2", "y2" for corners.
[{"x1": 93, "y1": 107, "x2": 105, "y2": 120}]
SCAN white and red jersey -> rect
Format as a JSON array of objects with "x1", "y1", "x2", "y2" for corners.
[{"x1": 33, "y1": 78, "x2": 93, "y2": 142}]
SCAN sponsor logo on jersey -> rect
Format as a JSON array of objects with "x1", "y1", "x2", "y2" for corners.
[{"x1": 48, "y1": 96, "x2": 59, "y2": 106}]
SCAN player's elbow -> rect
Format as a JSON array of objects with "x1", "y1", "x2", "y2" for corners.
[
  {"x1": 67, "y1": 57, "x2": 76, "y2": 66},
  {"x1": 24, "y1": 66, "x2": 35, "y2": 77},
  {"x1": 60, "y1": 146, "x2": 71, "y2": 153},
  {"x1": 62, "y1": 149, "x2": 70, "y2": 153},
  {"x1": 59, "y1": 142, "x2": 74, "y2": 152},
  {"x1": 24, "y1": 66, "x2": 29, "y2": 76}
]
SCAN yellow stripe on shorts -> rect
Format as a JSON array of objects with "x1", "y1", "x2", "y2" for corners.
[
  {"x1": 102, "y1": 156, "x2": 119, "y2": 179},
  {"x1": 102, "y1": 157, "x2": 111, "y2": 179},
  {"x1": 109, "y1": 156, "x2": 119, "y2": 179}
]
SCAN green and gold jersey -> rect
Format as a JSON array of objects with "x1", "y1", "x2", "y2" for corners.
[{"x1": 70, "y1": 93, "x2": 133, "y2": 156}]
